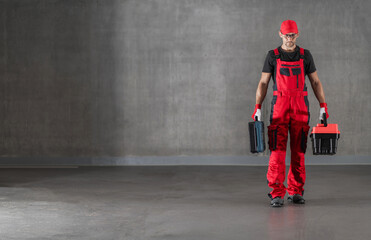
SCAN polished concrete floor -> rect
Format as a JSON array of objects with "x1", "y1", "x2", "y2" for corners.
[{"x1": 0, "y1": 165, "x2": 370, "y2": 240}]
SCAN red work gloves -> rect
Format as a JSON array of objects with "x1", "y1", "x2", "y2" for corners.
[
  {"x1": 319, "y1": 102, "x2": 329, "y2": 120},
  {"x1": 251, "y1": 104, "x2": 262, "y2": 121}
]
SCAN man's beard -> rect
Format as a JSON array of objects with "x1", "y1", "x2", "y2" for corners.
[{"x1": 286, "y1": 42, "x2": 295, "y2": 47}]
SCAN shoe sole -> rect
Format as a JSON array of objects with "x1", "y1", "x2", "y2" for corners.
[
  {"x1": 288, "y1": 198, "x2": 305, "y2": 204},
  {"x1": 271, "y1": 204, "x2": 283, "y2": 207},
  {"x1": 271, "y1": 203, "x2": 284, "y2": 207}
]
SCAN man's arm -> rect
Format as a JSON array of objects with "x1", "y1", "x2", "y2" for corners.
[
  {"x1": 256, "y1": 72, "x2": 272, "y2": 104},
  {"x1": 308, "y1": 71, "x2": 325, "y2": 103}
]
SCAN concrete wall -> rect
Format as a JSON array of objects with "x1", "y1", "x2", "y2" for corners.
[{"x1": 0, "y1": 0, "x2": 370, "y2": 162}]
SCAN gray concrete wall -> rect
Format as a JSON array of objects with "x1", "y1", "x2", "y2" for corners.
[{"x1": 0, "y1": 0, "x2": 370, "y2": 162}]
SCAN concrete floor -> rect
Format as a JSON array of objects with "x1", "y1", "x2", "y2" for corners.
[{"x1": 0, "y1": 165, "x2": 370, "y2": 240}]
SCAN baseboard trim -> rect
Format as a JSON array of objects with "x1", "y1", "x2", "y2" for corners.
[{"x1": 0, "y1": 155, "x2": 370, "y2": 166}]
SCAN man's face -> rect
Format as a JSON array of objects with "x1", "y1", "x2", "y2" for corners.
[{"x1": 279, "y1": 31, "x2": 299, "y2": 48}]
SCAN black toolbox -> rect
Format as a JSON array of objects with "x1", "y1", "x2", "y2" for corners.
[
  {"x1": 310, "y1": 113, "x2": 340, "y2": 155},
  {"x1": 249, "y1": 117, "x2": 266, "y2": 153}
]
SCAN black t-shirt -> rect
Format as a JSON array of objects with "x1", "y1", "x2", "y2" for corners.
[{"x1": 262, "y1": 45, "x2": 316, "y2": 75}]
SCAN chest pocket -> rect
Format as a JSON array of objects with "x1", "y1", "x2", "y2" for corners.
[
  {"x1": 278, "y1": 66, "x2": 303, "y2": 89},
  {"x1": 280, "y1": 68, "x2": 290, "y2": 76},
  {"x1": 292, "y1": 68, "x2": 301, "y2": 76}
]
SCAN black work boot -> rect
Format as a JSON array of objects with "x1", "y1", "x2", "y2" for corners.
[
  {"x1": 288, "y1": 194, "x2": 305, "y2": 204},
  {"x1": 270, "y1": 197, "x2": 284, "y2": 207}
]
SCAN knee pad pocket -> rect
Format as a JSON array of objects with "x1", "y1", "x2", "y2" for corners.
[
  {"x1": 300, "y1": 125, "x2": 310, "y2": 153},
  {"x1": 268, "y1": 125, "x2": 277, "y2": 151},
  {"x1": 268, "y1": 124, "x2": 288, "y2": 151}
]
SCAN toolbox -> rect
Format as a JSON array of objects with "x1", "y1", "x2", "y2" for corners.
[
  {"x1": 310, "y1": 113, "x2": 340, "y2": 155},
  {"x1": 249, "y1": 117, "x2": 266, "y2": 153}
]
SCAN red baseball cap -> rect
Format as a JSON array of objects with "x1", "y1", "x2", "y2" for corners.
[{"x1": 280, "y1": 20, "x2": 298, "y2": 34}]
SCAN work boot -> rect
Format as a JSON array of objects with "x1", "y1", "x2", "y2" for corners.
[
  {"x1": 270, "y1": 197, "x2": 284, "y2": 207},
  {"x1": 288, "y1": 194, "x2": 305, "y2": 204}
]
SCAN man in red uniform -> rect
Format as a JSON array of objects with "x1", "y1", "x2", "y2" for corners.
[{"x1": 252, "y1": 20, "x2": 329, "y2": 207}]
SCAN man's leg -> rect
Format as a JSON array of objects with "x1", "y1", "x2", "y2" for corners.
[
  {"x1": 267, "y1": 124, "x2": 289, "y2": 199},
  {"x1": 287, "y1": 123, "x2": 310, "y2": 196}
]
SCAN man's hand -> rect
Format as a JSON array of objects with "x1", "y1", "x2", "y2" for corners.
[
  {"x1": 252, "y1": 104, "x2": 261, "y2": 121},
  {"x1": 319, "y1": 102, "x2": 329, "y2": 120}
]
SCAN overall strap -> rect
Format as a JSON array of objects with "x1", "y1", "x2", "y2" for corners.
[
  {"x1": 273, "y1": 48, "x2": 280, "y2": 59},
  {"x1": 299, "y1": 47, "x2": 305, "y2": 59}
]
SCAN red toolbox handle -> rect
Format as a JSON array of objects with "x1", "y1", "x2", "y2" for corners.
[{"x1": 321, "y1": 113, "x2": 328, "y2": 127}]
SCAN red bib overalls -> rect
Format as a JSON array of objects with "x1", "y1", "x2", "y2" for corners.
[{"x1": 267, "y1": 47, "x2": 310, "y2": 199}]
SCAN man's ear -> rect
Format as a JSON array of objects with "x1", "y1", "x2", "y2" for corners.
[{"x1": 278, "y1": 31, "x2": 283, "y2": 38}]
